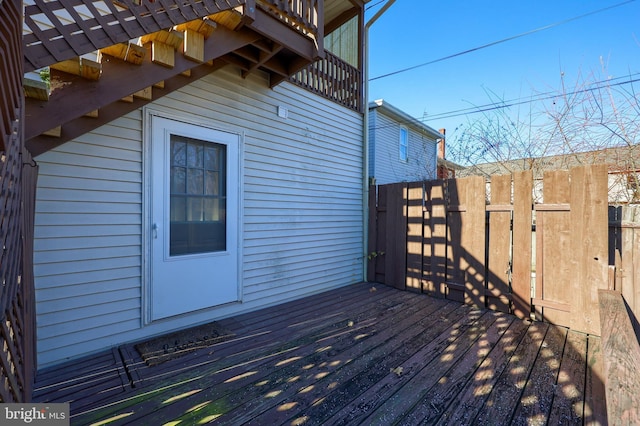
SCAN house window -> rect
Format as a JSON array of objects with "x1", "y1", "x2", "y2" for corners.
[
  {"x1": 169, "y1": 135, "x2": 226, "y2": 256},
  {"x1": 399, "y1": 126, "x2": 408, "y2": 162}
]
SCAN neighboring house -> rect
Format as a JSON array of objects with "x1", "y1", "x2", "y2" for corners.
[
  {"x1": 458, "y1": 144, "x2": 640, "y2": 203},
  {"x1": 8, "y1": 0, "x2": 374, "y2": 371},
  {"x1": 368, "y1": 99, "x2": 443, "y2": 185}
]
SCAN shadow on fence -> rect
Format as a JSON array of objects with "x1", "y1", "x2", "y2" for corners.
[{"x1": 368, "y1": 164, "x2": 616, "y2": 424}]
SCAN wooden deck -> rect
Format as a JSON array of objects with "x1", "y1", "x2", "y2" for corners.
[{"x1": 33, "y1": 283, "x2": 607, "y2": 425}]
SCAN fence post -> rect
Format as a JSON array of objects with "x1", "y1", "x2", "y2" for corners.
[{"x1": 367, "y1": 184, "x2": 377, "y2": 282}]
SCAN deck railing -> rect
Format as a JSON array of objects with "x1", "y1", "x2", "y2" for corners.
[
  {"x1": 258, "y1": 0, "x2": 322, "y2": 40},
  {"x1": 290, "y1": 50, "x2": 362, "y2": 112}
]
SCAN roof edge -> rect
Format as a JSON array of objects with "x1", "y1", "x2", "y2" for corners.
[{"x1": 369, "y1": 99, "x2": 443, "y2": 140}]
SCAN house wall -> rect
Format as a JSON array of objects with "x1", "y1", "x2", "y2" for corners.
[
  {"x1": 33, "y1": 65, "x2": 364, "y2": 368},
  {"x1": 368, "y1": 109, "x2": 437, "y2": 185},
  {"x1": 324, "y1": 16, "x2": 358, "y2": 67}
]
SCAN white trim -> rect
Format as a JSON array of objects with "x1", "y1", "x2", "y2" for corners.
[{"x1": 142, "y1": 107, "x2": 245, "y2": 325}]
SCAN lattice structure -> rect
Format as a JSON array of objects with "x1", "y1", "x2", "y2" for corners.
[
  {"x1": 23, "y1": 0, "x2": 245, "y2": 72},
  {"x1": 1, "y1": 0, "x2": 38, "y2": 402}
]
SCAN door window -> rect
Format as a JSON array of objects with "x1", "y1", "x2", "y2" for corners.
[{"x1": 169, "y1": 134, "x2": 227, "y2": 256}]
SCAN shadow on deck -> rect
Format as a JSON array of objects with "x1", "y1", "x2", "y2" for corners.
[{"x1": 33, "y1": 283, "x2": 607, "y2": 425}]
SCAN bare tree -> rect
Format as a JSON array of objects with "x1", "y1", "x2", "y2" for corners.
[{"x1": 449, "y1": 61, "x2": 640, "y2": 202}]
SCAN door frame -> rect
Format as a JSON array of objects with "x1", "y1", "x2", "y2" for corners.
[{"x1": 142, "y1": 107, "x2": 244, "y2": 324}]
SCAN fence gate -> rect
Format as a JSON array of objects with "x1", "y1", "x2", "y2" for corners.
[{"x1": 368, "y1": 164, "x2": 609, "y2": 335}]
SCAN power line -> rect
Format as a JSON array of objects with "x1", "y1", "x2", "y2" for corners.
[
  {"x1": 365, "y1": 0, "x2": 387, "y2": 11},
  {"x1": 422, "y1": 72, "x2": 640, "y2": 121},
  {"x1": 425, "y1": 76, "x2": 640, "y2": 123},
  {"x1": 368, "y1": 75, "x2": 640, "y2": 131},
  {"x1": 369, "y1": 0, "x2": 637, "y2": 82}
]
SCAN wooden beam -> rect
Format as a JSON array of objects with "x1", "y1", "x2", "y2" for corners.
[
  {"x1": 599, "y1": 290, "x2": 640, "y2": 424},
  {"x1": 25, "y1": 26, "x2": 260, "y2": 142},
  {"x1": 182, "y1": 29, "x2": 205, "y2": 63},
  {"x1": 246, "y1": 7, "x2": 317, "y2": 61},
  {"x1": 100, "y1": 42, "x2": 146, "y2": 65},
  {"x1": 27, "y1": 59, "x2": 228, "y2": 156},
  {"x1": 50, "y1": 53, "x2": 102, "y2": 80},
  {"x1": 41, "y1": 126, "x2": 61, "y2": 137},
  {"x1": 133, "y1": 87, "x2": 153, "y2": 100},
  {"x1": 23, "y1": 72, "x2": 50, "y2": 101},
  {"x1": 241, "y1": 44, "x2": 283, "y2": 78},
  {"x1": 174, "y1": 18, "x2": 217, "y2": 38}
]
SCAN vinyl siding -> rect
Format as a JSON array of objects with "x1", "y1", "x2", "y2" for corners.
[
  {"x1": 369, "y1": 109, "x2": 438, "y2": 185},
  {"x1": 33, "y1": 65, "x2": 364, "y2": 368}
]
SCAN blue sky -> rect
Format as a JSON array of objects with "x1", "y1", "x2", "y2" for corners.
[{"x1": 366, "y1": 0, "x2": 640, "y2": 138}]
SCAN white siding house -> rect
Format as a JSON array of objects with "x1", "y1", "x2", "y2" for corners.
[
  {"x1": 368, "y1": 99, "x2": 442, "y2": 185},
  {"x1": 34, "y1": 66, "x2": 365, "y2": 367}
]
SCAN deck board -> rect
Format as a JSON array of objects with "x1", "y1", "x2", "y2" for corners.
[{"x1": 32, "y1": 282, "x2": 607, "y2": 425}]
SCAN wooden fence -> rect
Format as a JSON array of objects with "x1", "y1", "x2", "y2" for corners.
[
  {"x1": 609, "y1": 204, "x2": 640, "y2": 336},
  {"x1": 1, "y1": 0, "x2": 38, "y2": 402},
  {"x1": 368, "y1": 164, "x2": 611, "y2": 335}
]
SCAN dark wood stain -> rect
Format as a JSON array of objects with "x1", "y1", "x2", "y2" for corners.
[{"x1": 33, "y1": 283, "x2": 606, "y2": 425}]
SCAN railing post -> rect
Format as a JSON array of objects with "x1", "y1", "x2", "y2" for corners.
[
  {"x1": 316, "y1": 0, "x2": 324, "y2": 56},
  {"x1": 244, "y1": 0, "x2": 257, "y2": 22}
]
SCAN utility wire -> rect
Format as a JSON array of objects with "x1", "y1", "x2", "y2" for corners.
[
  {"x1": 369, "y1": 0, "x2": 637, "y2": 82},
  {"x1": 426, "y1": 77, "x2": 640, "y2": 122},
  {"x1": 368, "y1": 74, "x2": 640, "y2": 131},
  {"x1": 365, "y1": 0, "x2": 388, "y2": 11},
  {"x1": 423, "y1": 72, "x2": 640, "y2": 121}
]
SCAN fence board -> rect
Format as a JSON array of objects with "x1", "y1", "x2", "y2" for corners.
[
  {"x1": 406, "y1": 182, "x2": 423, "y2": 292},
  {"x1": 536, "y1": 170, "x2": 572, "y2": 328},
  {"x1": 466, "y1": 176, "x2": 487, "y2": 308},
  {"x1": 423, "y1": 180, "x2": 447, "y2": 298},
  {"x1": 570, "y1": 164, "x2": 608, "y2": 335},
  {"x1": 619, "y1": 206, "x2": 640, "y2": 326},
  {"x1": 487, "y1": 174, "x2": 512, "y2": 313},
  {"x1": 446, "y1": 179, "x2": 464, "y2": 303},
  {"x1": 512, "y1": 170, "x2": 533, "y2": 319},
  {"x1": 374, "y1": 185, "x2": 388, "y2": 283},
  {"x1": 446, "y1": 176, "x2": 485, "y2": 307},
  {"x1": 384, "y1": 183, "x2": 407, "y2": 290}
]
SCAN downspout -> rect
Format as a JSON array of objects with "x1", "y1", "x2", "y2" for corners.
[{"x1": 363, "y1": 0, "x2": 396, "y2": 281}]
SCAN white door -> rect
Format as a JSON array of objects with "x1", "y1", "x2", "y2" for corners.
[{"x1": 150, "y1": 115, "x2": 240, "y2": 320}]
